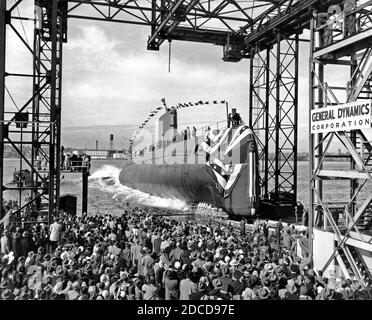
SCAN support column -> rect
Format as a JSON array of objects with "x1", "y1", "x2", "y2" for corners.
[
  {"x1": 48, "y1": 0, "x2": 58, "y2": 223},
  {"x1": 308, "y1": 16, "x2": 315, "y2": 262},
  {"x1": 293, "y1": 34, "x2": 299, "y2": 205},
  {"x1": 274, "y1": 32, "x2": 281, "y2": 203},
  {"x1": 264, "y1": 48, "x2": 270, "y2": 198},
  {"x1": 82, "y1": 168, "x2": 88, "y2": 214},
  {"x1": 0, "y1": 0, "x2": 6, "y2": 217}
]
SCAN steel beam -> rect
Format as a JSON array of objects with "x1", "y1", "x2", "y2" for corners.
[
  {"x1": 314, "y1": 28, "x2": 372, "y2": 59},
  {"x1": 0, "y1": 0, "x2": 6, "y2": 218},
  {"x1": 310, "y1": 2, "x2": 372, "y2": 286},
  {"x1": 243, "y1": 0, "x2": 340, "y2": 51},
  {"x1": 317, "y1": 169, "x2": 372, "y2": 180},
  {"x1": 147, "y1": 0, "x2": 186, "y2": 46},
  {"x1": 147, "y1": 0, "x2": 200, "y2": 49}
]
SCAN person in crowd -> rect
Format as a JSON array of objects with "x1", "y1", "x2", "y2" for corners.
[
  {"x1": 344, "y1": 0, "x2": 356, "y2": 36},
  {"x1": 240, "y1": 218, "x2": 246, "y2": 237},
  {"x1": 275, "y1": 219, "x2": 283, "y2": 248},
  {"x1": 227, "y1": 113, "x2": 233, "y2": 128},
  {"x1": 49, "y1": 218, "x2": 62, "y2": 252},
  {"x1": 0, "y1": 203, "x2": 370, "y2": 300},
  {"x1": 192, "y1": 127, "x2": 197, "y2": 138},
  {"x1": 61, "y1": 146, "x2": 65, "y2": 170}
]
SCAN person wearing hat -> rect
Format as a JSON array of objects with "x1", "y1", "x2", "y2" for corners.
[
  {"x1": 203, "y1": 278, "x2": 222, "y2": 300},
  {"x1": 1, "y1": 288, "x2": 13, "y2": 300},
  {"x1": 191, "y1": 251, "x2": 204, "y2": 271},
  {"x1": 239, "y1": 218, "x2": 246, "y2": 237},
  {"x1": 181, "y1": 249, "x2": 193, "y2": 267},
  {"x1": 160, "y1": 235, "x2": 171, "y2": 253},
  {"x1": 49, "y1": 218, "x2": 63, "y2": 253},
  {"x1": 130, "y1": 239, "x2": 143, "y2": 272},
  {"x1": 275, "y1": 219, "x2": 283, "y2": 248},
  {"x1": 297, "y1": 283, "x2": 311, "y2": 300},
  {"x1": 257, "y1": 286, "x2": 271, "y2": 300},
  {"x1": 12, "y1": 231, "x2": 22, "y2": 258},
  {"x1": 218, "y1": 269, "x2": 234, "y2": 297},
  {"x1": 164, "y1": 269, "x2": 179, "y2": 300},
  {"x1": 142, "y1": 276, "x2": 158, "y2": 300},
  {"x1": 318, "y1": 285, "x2": 335, "y2": 300},
  {"x1": 66, "y1": 281, "x2": 80, "y2": 300},
  {"x1": 141, "y1": 248, "x2": 155, "y2": 280},
  {"x1": 229, "y1": 258, "x2": 239, "y2": 269},
  {"x1": 341, "y1": 287, "x2": 354, "y2": 300},
  {"x1": 121, "y1": 242, "x2": 131, "y2": 270},
  {"x1": 1, "y1": 231, "x2": 11, "y2": 254},
  {"x1": 179, "y1": 270, "x2": 197, "y2": 300},
  {"x1": 268, "y1": 272, "x2": 278, "y2": 283},
  {"x1": 12, "y1": 287, "x2": 21, "y2": 299},
  {"x1": 20, "y1": 230, "x2": 35, "y2": 258},
  {"x1": 154, "y1": 260, "x2": 165, "y2": 286},
  {"x1": 284, "y1": 279, "x2": 299, "y2": 300},
  {"x1": 151, "y1": 232, "x2": 162, "y2": 255},
  {"x1": 230, "y1": 269, "x2": 244, "y2": 296},
  {"x1": 190, "y1": 280, "x2": 207, "y2": 300}
]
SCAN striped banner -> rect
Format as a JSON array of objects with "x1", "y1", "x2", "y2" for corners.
[{"x1": 204, "y1": 125, "x2": 254, "y2": 190}]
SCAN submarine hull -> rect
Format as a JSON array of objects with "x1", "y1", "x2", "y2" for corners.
[{"x1": 119, "y1": 162, "x2": 224, "y2": 207}]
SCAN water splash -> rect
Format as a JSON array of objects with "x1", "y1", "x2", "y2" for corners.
[{"x1": 89, "y1": 165, "x2": 189, "y2": 211}]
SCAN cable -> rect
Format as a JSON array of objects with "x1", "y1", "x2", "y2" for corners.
[
  {"x1": 15, "y1": 1, "x2": 29, "y2": 46},
  {"x1": 5, "y1": 84, "x2": 20, "y2": 110},
  {"x1": 251, "y1": 0, "x2": 255, "y2": 21},
  {"x1": 168, "y1": 39, "x2": 172, "y2": 73}
]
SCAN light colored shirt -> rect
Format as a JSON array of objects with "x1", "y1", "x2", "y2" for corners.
[
  {"x1": 242, "y1": 287, "x2": 256, "y2": 300},
  {"x1": 49, "y1": 222, "x2": 62, "y2": 242},
  {"x1": 179, "y1": 278, "x2": 197, "y2": 300},
  {"x1": 1, "y1": 235, "x2": 11, "y2": 254},
  {"x1": 160, "y1": 240, "x2": 170, "y2": 251}
]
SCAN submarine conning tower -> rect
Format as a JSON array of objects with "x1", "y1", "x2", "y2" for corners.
[{"x1": 125, "y1": 104, "x2": 260, "y2": 217}]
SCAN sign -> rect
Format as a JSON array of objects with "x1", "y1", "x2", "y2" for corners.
[{"x1": 311, "y1": 100, "x2": 372, "y2": 134}]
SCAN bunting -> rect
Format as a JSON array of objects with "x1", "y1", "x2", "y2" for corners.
[{"x1": 132, "y1": 99, "x2": 228, "y2": 146}]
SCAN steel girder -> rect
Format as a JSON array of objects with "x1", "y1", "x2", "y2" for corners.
[
  {"x1": 309, "y1": 1, "x2": 372, "y2": 286},
  {"x1": 0, "y1": 0, "x2": 64, "y2": 225},
  {"x1": 66, "y1": 0, "x2": 314, "y2": 58},
  {"x1": 249, "y1": 32, "x2": 298, "y2": 205}
]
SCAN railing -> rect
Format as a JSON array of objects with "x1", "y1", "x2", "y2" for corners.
[
  {"x1": 134, "y1": 119, "x2": 229, "y2": 157},
  {"x1": 316, "y1": 1, "x2": 372, "y2": 46},
  {"x1": 133, "y1": 116, "x2": 248, "y2": 158}
]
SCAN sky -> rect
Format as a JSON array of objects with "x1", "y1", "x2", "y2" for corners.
[{"x1": 4, "y1": 0, "x2": 351, "y2": 151}]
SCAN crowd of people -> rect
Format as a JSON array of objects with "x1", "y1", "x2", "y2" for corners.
[{"x1": 0, "y1": 204, "x2": 371, "y2": 300}]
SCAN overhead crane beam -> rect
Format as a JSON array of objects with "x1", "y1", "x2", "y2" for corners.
[
  {"x1": 147, "y1": 0, "x2": 200, "y2": 50},
  {"x1": 242, "y1": 0, "x2": 341, "y2": 51},
  {"x1": 67, "y1": 0, "x2": 259, "y2": 25}
]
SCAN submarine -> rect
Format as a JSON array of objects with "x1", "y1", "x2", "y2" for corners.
[{"x1": 119, "y1": 105, "x2": 260, "y2": 217}]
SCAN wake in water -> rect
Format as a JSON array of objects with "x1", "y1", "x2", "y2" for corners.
[{"x1": 89, "y1": 165, "x2": 189, "y2": 211}]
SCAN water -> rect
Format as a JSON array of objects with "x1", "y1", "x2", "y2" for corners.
[
  {"x1": 2, "y1": 158, "x2": 188, "y2": 214},
  {"x1": 2, "y1": 158, "x2": 371, "y2": 214}
]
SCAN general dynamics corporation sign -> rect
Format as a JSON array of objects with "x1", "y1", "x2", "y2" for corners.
[{"x1": 311, "y1": 100, "x2": 372, "y2": 134}]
